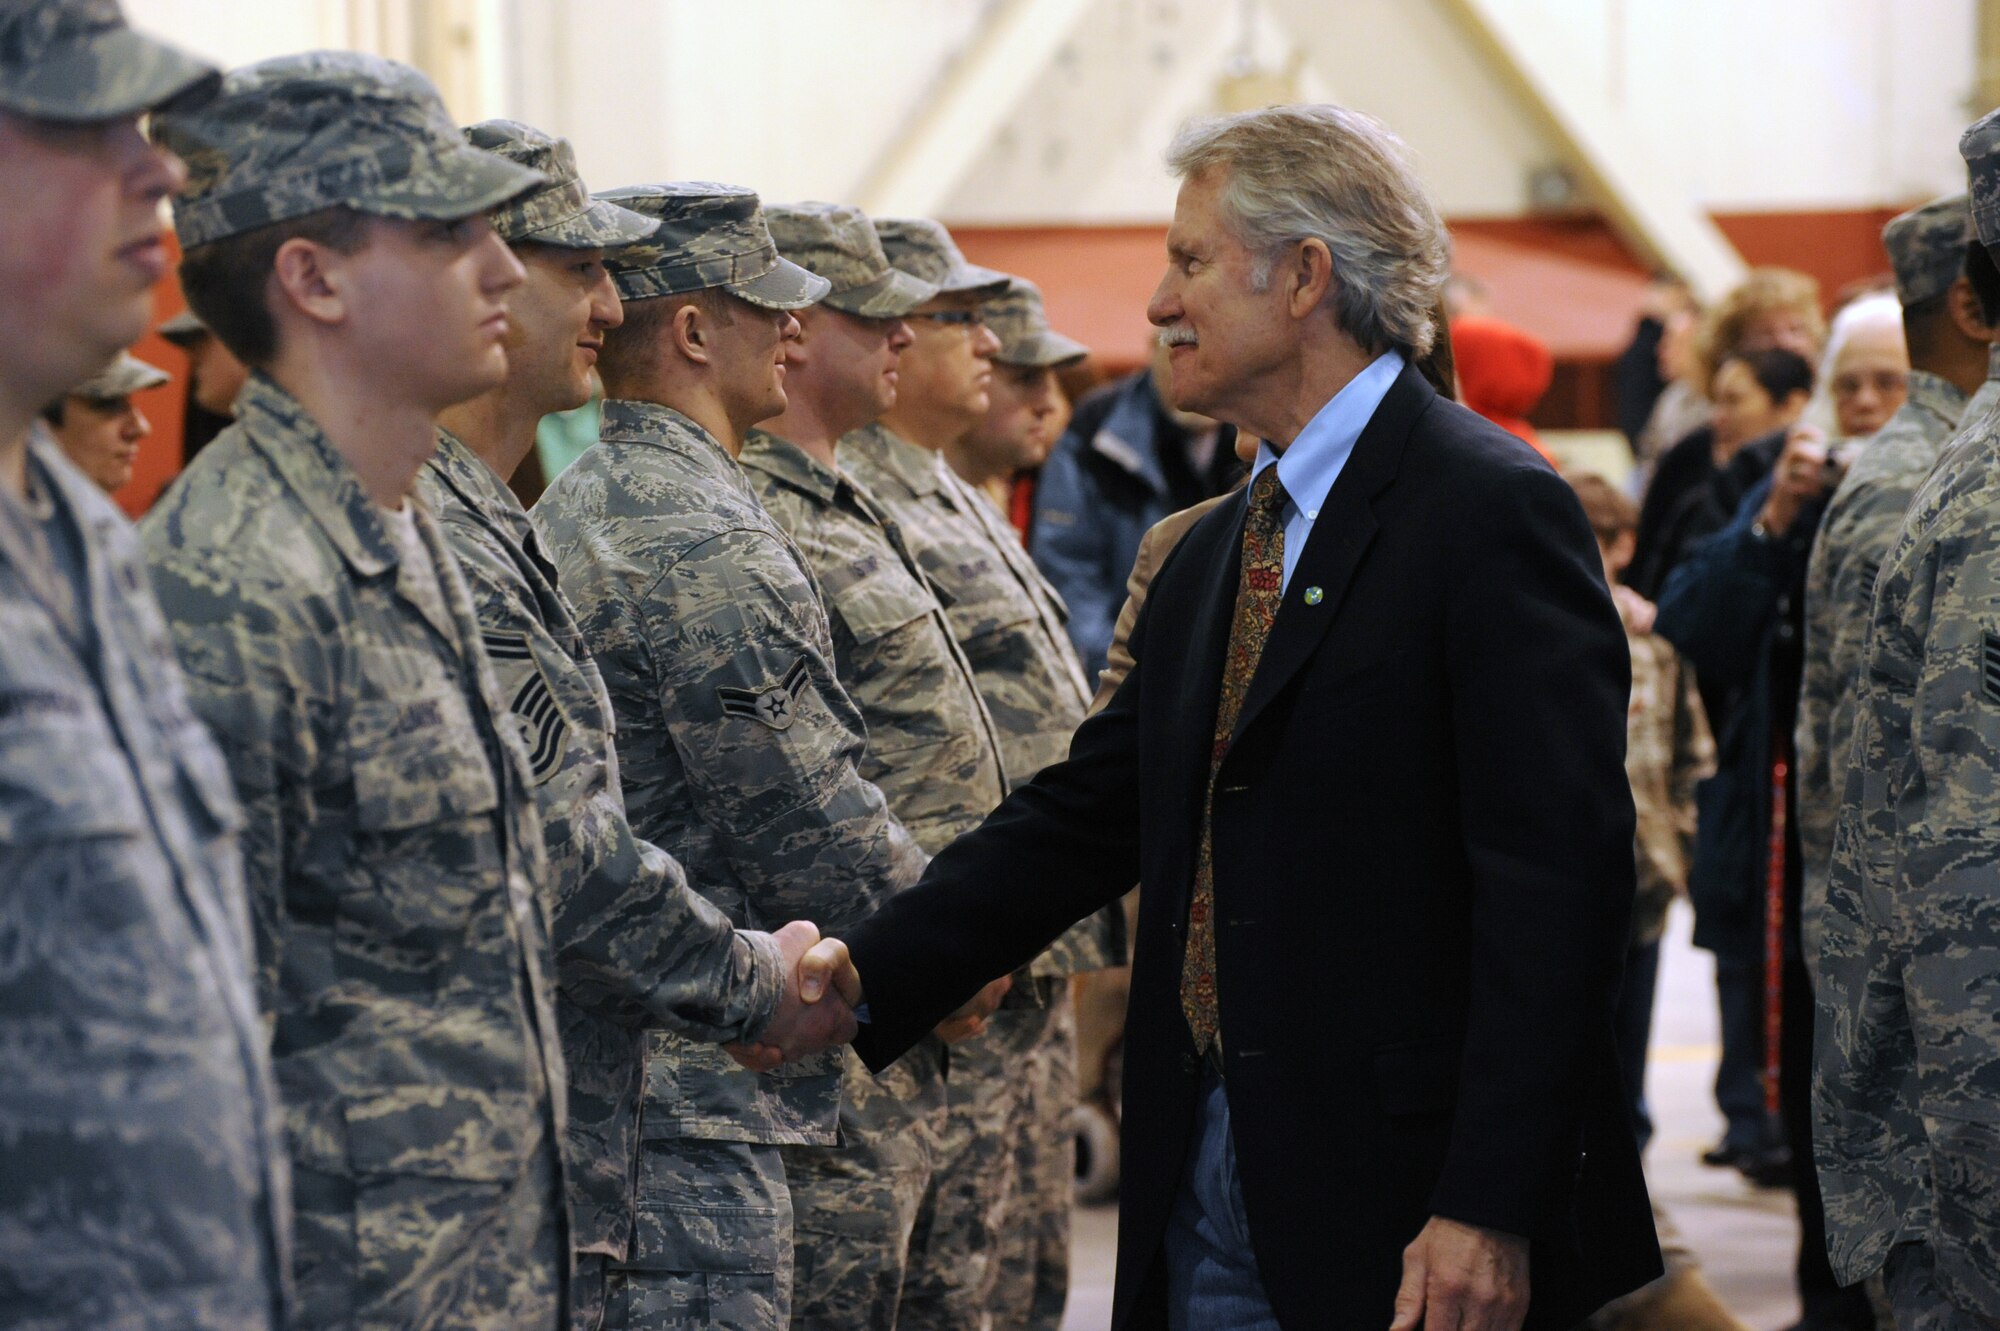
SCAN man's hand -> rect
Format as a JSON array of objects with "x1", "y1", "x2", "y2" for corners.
[
  {"x1": 1610, "y1": 584, "x2": 1655, "y2": 636},
  {"x1": 933, "y1": 975, "x2": 1012, "y2": 1044},
  {"x1": 1388, "y1": 1215, "x2": 1529, "y2": 1331},
  {"x1": 724, "y1": 921, "x2": 859, "y2": 1072},
  {"x1": 1758, "y1": 423, "x2": 1829, "y2": 538}
]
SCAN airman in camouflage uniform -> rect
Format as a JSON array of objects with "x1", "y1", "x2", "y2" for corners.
[
  {"x1": 43, "y1": 350, "x2": 170, "y2": 492},
  {"x1": 1817, "y1": 111, "x2": 2000, "y2": 1328},
  {"x1": 0, "y1": 6, "x2": 290, "y2": 1330},
  {"x1": 143, "y1": 54, "x2": 577, "y2": 1331},
  {"x1": 841, "y1": 222, "x2": 1119, "y2": 1329},
  {"x1": 1798, "y1": 194, "x2": 1983, "y2": 971},
  {"x1": 739, "y1": 200, "x2": 1012, "y2": 1329},
  {"x1": 534, "y1": 182, "x2": 927, "y2": 1331},
  {"x1": 414, "y1": 123, "x2": 863, "y2": 1331}
]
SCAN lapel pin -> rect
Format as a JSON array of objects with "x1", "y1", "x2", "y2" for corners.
[{"x1": 1303, "y1": 586, "x2": 1324, "y2": 606}]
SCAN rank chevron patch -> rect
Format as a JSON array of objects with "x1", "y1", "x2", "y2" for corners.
[
  {"x1": 482, "y1": 628, "x2": 569, "y2": 782},
  {"x1": 718, "y1": 655, "x2": 813, "y2": 732}
]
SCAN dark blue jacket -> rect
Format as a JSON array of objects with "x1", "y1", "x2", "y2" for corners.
[
  {"x1": 1654, "y1": 473, "x2": 1824, "y2": 958},
  {"x1": 1030, "y1": 371, "x2": 1237, "y2": 679}
]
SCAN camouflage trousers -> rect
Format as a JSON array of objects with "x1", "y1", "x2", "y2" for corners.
[
  {"x1": 1885, "y1": 1241, "x2": 1996, "y2": 1331},
  {"x1": 783, "y1": 1040, "x2": 946, "y2": 1329},
  {"x1": 902, "y1": 982, "x2": 1077, "y2": 1331},
  {"x1": 291, "y1": 1122, "x2": 566, "y2": 1331},
  {"x1": 576, "y1": 1139, "x2": 793, "y2": 1331}
]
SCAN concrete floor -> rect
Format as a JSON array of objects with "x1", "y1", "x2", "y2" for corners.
[{"x1": 1058, "y1": 901, "x2": 1803, "y2": 1330}]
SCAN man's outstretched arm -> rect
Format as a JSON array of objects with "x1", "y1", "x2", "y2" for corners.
[{"x1": 839, "y1": 613, "x2": 1152, "y2": 1067}]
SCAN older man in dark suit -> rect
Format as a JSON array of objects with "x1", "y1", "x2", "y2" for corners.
[{"x1": 829, "y1": 104, "x2": 1660, "y2": 1331}]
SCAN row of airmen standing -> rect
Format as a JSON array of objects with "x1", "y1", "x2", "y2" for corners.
[{"x1": 0, "y1": 5, "x2": 1124, "y2": 1330}]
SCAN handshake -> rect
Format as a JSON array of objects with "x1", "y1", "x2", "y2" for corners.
[{"x1": 724, "y1": 920, "x2": 1014, "y2": 1073}]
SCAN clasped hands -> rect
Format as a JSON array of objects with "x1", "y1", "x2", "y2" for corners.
[{"x1": 724, "y1": 920, "x2": 1014, "y2": 1072}]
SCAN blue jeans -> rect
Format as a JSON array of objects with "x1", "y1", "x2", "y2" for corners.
[{"x1": 1164, "y1": 1071, "x2": 1281, "y2": 1331}]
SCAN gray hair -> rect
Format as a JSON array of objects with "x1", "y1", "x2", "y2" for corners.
[{"x1": 1166, "y1": 104, "x2": 1449, "y2": 357}]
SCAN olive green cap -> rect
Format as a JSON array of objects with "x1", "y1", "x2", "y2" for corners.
[
  {"x1": 873, "y1": 218, "x2": 1012, "y2": 299},
  {"x1": 765, "y1": 202, "x2": 937, "y2": 319},
  {"x1": 984, "y1": 277, "x2": 1088, "y2": 367},
  {"x1": 156, "y1": 51, "x2": 547, "y2": 248},
  {"x1": 70, "y1": 350, "x2": 169, "y2": 400},
  {"x1": 462, "y1": 119, "x2": 655, "y2": 249},
  {"x1": 0, "y1": 0, "x2": 216, "y2": 124},
  {"x1": 597, "y1": 182, "x2": 830, "y2": 309}
]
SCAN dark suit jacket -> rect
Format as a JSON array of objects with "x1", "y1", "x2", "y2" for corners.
[{"x1": 846, "y1": 364, "x2": 1662, "y2": 1330}]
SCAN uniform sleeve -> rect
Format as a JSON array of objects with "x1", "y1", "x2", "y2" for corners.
[
  {"x1": 648, "y1": 528, "x2": 926, "y2": 934},
  {"x1": 1029, "y1": 436, "x2": 1119, "y2": 680},
  {"x1": 438, "y1": 511, "x2": 787, "y2": 1045},
  {"x1": 554, "y1": 784, "x2": 787, "y2": 1044},
  {"x1": 1882, "y1": 514, "x2": 2000, "y2": 1310}
]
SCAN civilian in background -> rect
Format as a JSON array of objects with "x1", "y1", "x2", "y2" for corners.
[
  {"x1": 42, "y1": 350, "x2": 168, "y2": 494},
  {"x1": 1451, "y1": 314, "x2": 1555, "y2": 463},
  {"x1": 1030, "y1": 335, "x2": 1242, "y2": 679},
  {"x1": 1631, "y1": 347, "x2": 1814, "y2": 599},
  {"x1": 1615, "y1": 275, "x2": 1698, "y2": 451},
  {"x1": 1570, "y1": 472, "x2": 1746, "y2": 1331},
  {"x1": 1631, "y1": 268, "x2": 1826, "y2": 597},
  {"x1": 1634, "y1": 303, "x2": 1711, "y2": 483},
  {"x1": 1653, "y1": 301, "x2": 1911, "y2": 1331}
]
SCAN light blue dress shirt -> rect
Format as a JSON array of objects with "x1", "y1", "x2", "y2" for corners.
[{"x1": 1249, "y1": 349, "x2": 1404, "y2": 593}]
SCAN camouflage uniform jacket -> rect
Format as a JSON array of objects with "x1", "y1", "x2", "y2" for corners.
[
  {"x1": 534, "y1": 400, "x2": 927, "y2": 1147},
  {"x1": 1797, "y1": 371, "x2": 1966, "y2": 958},
  {"x1": 741, "y1": 429, "x2": 1009, "y2": 855},
  {"x1": 0, "y1": 429, "x2": 290, "y2": 1331},
  {"x1": 418, "y1": 430, "x2": 787, "y2": 1259},
  {"x1": 1818, "y1": 370, "x2": 2000, "y2": 1310},
  {"x1": 140, "y1": 374, "x2": 571, "y2": 1331},
  {"x1": 1624, "y1": 618, "x2": 1713, "y2": 947},
  {"x1": 839, "y1": 422, "x2": 1124, "y2": 976}
]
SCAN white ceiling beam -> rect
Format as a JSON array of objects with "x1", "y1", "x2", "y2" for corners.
[
  {"x1": 1436, "y1": 0, "x2": 1746, "y2": 301},
  {"x1": 854, "y1": 0, "x2": 1101, "y2": 218}
]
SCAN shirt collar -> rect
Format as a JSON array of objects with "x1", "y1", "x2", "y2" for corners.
[
  {"x1": 740, "y1": 428, "x2": 844, "y2": 505},
  {"x1": 842, "y1": 421, "x2": 943, "y2": 497},
  {"x1": 1250, "y1": 349, "x2": 1404, "y2": 519},
  {"x1": 1904, "y1": 369, "x2": 1969, "y2": 431}
]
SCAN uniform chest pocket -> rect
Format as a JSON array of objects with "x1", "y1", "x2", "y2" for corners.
[
  {"x1": 829, "y1": 568, "x2": 934, "y2": 646},
  {"x1": 943, "y1": 590, "x2": 1035, "y2": 654},
  {"x1": 346, "y1": 692, "x2": 500, "y2": 833}
]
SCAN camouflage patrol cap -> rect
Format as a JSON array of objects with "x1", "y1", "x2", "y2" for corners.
[
  {"x1": 874, "y1": 218, "x2": 1012, "y2": 299},
  {"x1": 157, "y1": 308, "x2": 207, "y2": 345},
  {"x1": 69, "y1": 350, "x2": 169, "y2": 400},
  {"x1": 597, "y1": 182, "x2": 830, "y2": 309},
  {"x1": 765, "y1": 202, "x2": 937, "y2": 319},
  {"x1": 984, "y1": 278, "x2": 1088, "y2": 368},
  {"x1": 1882, "y1": 194, "x2": 1971, "y2": 306},
  {"x1": 0, "y1": 0, "x2": 216, "y2": 123},
  {"x1": 462, "y1": 119, "x2": 655, "y2": 249},
  {"x1": 1962, "y1": 109, "x2": 2000, "y2": 250},
  {"x1": 154, "y1": 51, "x2": 547, "y2": 249}
]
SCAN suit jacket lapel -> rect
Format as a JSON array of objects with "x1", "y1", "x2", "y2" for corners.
[{"x1": 1229, "y1": 364, "x2": 1433, "y2": 748}]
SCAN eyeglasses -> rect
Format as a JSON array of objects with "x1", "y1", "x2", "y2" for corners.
[{"x1": 908, "y1": 309, "x2": 987, "y2": 328}]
